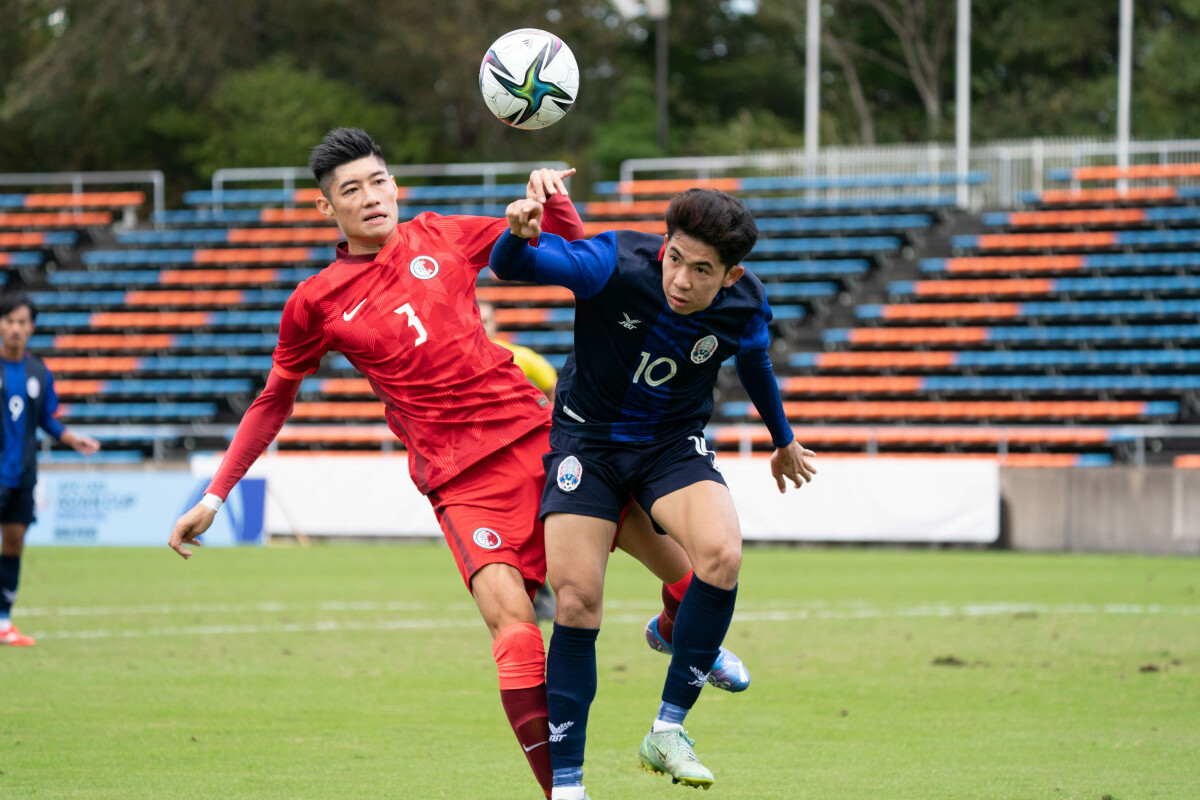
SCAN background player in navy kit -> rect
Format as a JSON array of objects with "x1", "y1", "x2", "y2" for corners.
[
  {"x1": 491, "y1": 189, "x2": 817, "y2": 797},
  {"x1": 0, "y1": 293, "x2": 100, "y2": 647}
]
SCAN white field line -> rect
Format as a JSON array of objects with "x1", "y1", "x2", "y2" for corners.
[{"x1": 24, "y1": 602, "x2": 1200, "y2": 642}]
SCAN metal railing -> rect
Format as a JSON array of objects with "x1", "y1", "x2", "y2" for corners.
[
  {"x1": 618, "y1": 138, "x2": 1200, "y2": 210},
  {"x1": 209, "y1": 161, "x2": 571, "y2": 212},
  {"x1": 0, "y1": 170, "x2": 165, "y2": 218}
]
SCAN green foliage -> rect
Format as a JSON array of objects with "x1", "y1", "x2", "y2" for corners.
[
  {"x1": 154, "y1": 57, "x2": 429, "y2": 181},
  {"x1": 0, "y1": 0, "x2": 1197, "y2": 189}
]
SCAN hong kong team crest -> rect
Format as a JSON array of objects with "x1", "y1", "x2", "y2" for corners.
[
  {"x1": 557, "y1": 456, "x2": 583, "y2": 492},
  {"x1": 409, "y1": 255, "x2": 440, "y2": 279},
  {"x1": 690, "y1": 335, "x2": 719, "y2": 364},
  {"x1": 472, "y1": 527, "x2": 502, "y2": 550}
]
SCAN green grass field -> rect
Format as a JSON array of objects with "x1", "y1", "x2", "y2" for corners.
[{"x1": 2, "y1": 544, "x2": 1198, "y2": 799}]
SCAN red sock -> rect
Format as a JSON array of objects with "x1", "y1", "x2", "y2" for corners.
[
  {"x1": 493, "y1": 623, "x2": 552, "y2": 797},
  {"x1": 658, "y1": 570, "x2": 693, "y2": 645}
]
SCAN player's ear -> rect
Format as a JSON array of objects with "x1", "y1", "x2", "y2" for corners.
[
  {"x1": 315, "y1": 193, "x2": 336, "y2": 221},
  {"x1": 721, "y1": 264, "x2": 745, "y2": 288},
  {"x1": 391, "y1": 174, "x2": 398, "y2": 199}
]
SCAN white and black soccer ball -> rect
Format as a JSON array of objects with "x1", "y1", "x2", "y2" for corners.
[{"x1": 479, "y1": 28, "x2": 579, "y2": 130}]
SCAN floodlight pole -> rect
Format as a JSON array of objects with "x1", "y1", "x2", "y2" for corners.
[
  {"x1": 955, "y1": 0, "x2": 971, "y2": 208},
  {"x1": 804, "y1": 0, "x2": 820, "y2": 170},
  {"x1": 1117, "y1": 0, "x2": 1133, "y2": 177},
  {"x1": 657, "y1": 15, "x2": 669, "y2": 153}
]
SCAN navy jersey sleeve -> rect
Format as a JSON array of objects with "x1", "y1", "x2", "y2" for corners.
[
  {"x1": 489, "y1": 231, "x2": 618, "y2": 298},
  {"x1": 735, "y1": 299, "x2": 794, "y2": 448},
  {"x1": 40, "y1": 370, "x2": 65, "y2": 440}
]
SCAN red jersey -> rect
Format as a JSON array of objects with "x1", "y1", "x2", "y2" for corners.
[{"x1": 271, "y1": 201, "x2": 578, "y2": 493}]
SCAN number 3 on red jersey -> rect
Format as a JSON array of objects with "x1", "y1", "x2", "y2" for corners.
[{"x1": 394, "y1": 303, "x2": 427, "y2": 346}]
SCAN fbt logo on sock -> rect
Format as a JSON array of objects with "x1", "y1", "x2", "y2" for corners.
[{"x1": 549, "y1": 720, "x2": 574, "y2": 742}]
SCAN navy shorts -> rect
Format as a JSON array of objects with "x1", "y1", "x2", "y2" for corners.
[
  {"x1": 541, "y1": 430, "x2": 726, "y2": 528},
  {"x1": 0, "y1": 486, "x2": 36, "y2": 526}
]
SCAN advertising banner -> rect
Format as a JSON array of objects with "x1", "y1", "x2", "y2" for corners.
[{"x1": 27, "y1": 472, "x2": 266, "y2": 547}]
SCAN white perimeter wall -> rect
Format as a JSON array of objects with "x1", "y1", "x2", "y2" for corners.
[{"x1": 190, "y1": 454, "x2": 1000, "y2": 544}]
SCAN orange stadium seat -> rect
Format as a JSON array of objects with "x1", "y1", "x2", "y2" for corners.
[
  {"x1": 581, "y1": 220, "x2": 665, "y2": 237},
  {"x1": 318, "y1": 378, "x2": 373, "y2": 395},
  {"x1": 780, "y1": 376, "x2": 923, "y2": 393},
  {"x1": 1038, "y1": 187, "x2": 1177, "y2": 204},
  {"x1": 126, "y1": 290, "x2": 245, "y2": 306},
  {"x1": 942, "y1": 256, "x2": 1087, "y2": 273},
  {"x1": 23, "y1": 191, "x2": 144, "y2": 209},
  {"x1": 260, "y1": 208, "x2": 328, "y2": 224},
  {"x1": 770, "y1": 400, "x2": 1155, "y2": 420},
  {"x1": 1072, "y1": 163, "x2": 1200, "y2": 181},
  {"x1": 292, "y1": 188, "x2": 324, "y2": 203},
  {"x1": 91, "y1": 311, "x2": 209, "y2": 329},
  {"x1": 53, "y1": 380, "x2": 105, "y2": 398},
  {"x1": 0, "y1": 212, "x2": 112, "y2": 227},
  {"x1": 292, "y1": 402, "x2": 385, "y2": 420},
  {"x1": 908, "y1": 279, "x2": 1054, "y2": 297},
  {"x1": 974, "y1": 232, "x2": 1117, "y2": 250},
  {"x1": 227, "y1": 227, "x2": 340, "y2": 244},
  {"x1": 276, "y1": 425, "x2": 393, "y2": 445},
  {"x1": 585, "y1": 200, "x2": 671, "y2": 217},
  {"x1": 0, "y1": 232, "x2": 51, "y2": 247},
  {"x1": 495, "y1": 308, "x2": 554, "y2": 326},
  {"x1": 160, "y1": 268, "x2": 282, "y2": 286},
  {"x1": 475, "y1": 285, "x2": 575, "y2": 304},
  {"x1": 816, "y1": 352, "x2": 957, "y2": 369},
  {"x1": 848, "y1": 327, "x2": 989, "y2": 344},
  {"x1": 53, "y1": 334, "x2": 173, "y2": 351},
  {"x1": 44, "y1": 356, "x2": 140, "y2": 374},
  {"x1": 880, "y1": 302, "x2": 1020, "y2": 320},
  {"x1": 1006, "y1": 209, "x2": 1146, "y2": 227},
  {"x1": 193, "y1": 247, "x2": 315, "y2": 264},
  {"x1": 1174, "y1": 455, "x2": 1200, "y2": 468}
]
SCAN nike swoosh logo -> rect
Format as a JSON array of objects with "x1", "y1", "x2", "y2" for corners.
[
  {"x1": 523, "y1": 741, "x2": 548, "y2": 752},
  {"x1": 342, "y1": 299, "x2": 367, "y2": 321}
]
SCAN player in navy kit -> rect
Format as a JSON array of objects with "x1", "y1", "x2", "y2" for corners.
[
  {"x1": 491, "y1": 188, "x2": 817, "y2": 797},
  {"x1": 0, "y1": 293, "x2": 100, "y2": 647}
]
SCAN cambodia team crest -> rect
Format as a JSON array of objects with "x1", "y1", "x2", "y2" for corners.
[
  {"x1": 690, "y1": 335, "x2": 719, "y2": 364},
  {"x1": 557, "y1": 456, "x2": 583, "y2": 492},
  {"x1": 409, "y1": 255, "x2": 440, "y2": 279},
  {"x1": 472, "y1": 527, "x2": 502, "y2": 550}
]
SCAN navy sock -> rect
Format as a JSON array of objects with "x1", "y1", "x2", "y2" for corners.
[
  {"x1": 546, "y1": 623, "x2": 599, "y2": 786},
  {"x1": 660, "y1": 576, "x2": 737, "y2": 713},
  {"x1": 0, "y1": 555, "x2": 19, "y2": 621}
]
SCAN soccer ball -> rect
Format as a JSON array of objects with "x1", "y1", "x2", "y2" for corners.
[{"x1": 479, "y1": 29, "x2": 579, "y2": 130}]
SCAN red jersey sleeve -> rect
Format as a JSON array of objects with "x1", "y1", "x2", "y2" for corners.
[
  {"x1": 541, "y1": 192, "x2": 585, "y2": 241},
  {"x1": 272, "y1": 281, "x2": 328, "y2": 378},
  {"x1": 205, "y1": 370, "x2": 302, "y2": 500}
]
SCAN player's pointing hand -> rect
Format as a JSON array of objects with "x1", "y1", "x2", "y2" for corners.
[
  {"x1": 168, "y1": 502, "x2": 217, "y2": 559},
  {"x1": 505, "y1": 199, "x2": 544, "y2": 239},
  {"x1": 771, "y1": 439, "x2": 817, "y2": 493},
  {"x1": 527, "y1": 167, "x2": 575, "y2": 203}
]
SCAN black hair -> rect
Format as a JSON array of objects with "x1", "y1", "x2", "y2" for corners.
[
  {"x1": 664, "y1": 188, "x2": 758, "y2": 270},
  {"x1": 0, "y1": 292, "x2": 36, "y2": 321},
  {"x1": 308, "y1": 127, "x2": 386, "y2": 195}
]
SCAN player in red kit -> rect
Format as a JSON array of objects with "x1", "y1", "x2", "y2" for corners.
[{"x1": 166, "y1": 128, "x2": 721, "y2": 798}]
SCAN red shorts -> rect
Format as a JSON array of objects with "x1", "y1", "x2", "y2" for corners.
[{"x1": 427, "y1": 423, "x2": 551, "y2": 597}]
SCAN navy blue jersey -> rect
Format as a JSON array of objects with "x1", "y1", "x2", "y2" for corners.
[
  {"x1": 491, "y1": 229, "x2": 793, "y2": 446},
  {"x1": 0, "y1": 355, "x2": 64, "y2": 489}
]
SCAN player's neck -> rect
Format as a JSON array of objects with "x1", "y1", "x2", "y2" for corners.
[
  {"x1": 345, "y1": 228, "x2": 397, "y2": 256},
  {"x1": 0, "y1": 345, "x2": 25, "y2": 362}
]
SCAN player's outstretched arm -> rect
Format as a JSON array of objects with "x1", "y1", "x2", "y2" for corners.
[
  {"x1": 771, "y1": 438, "x2": 818, "y2": 494},
  {"x1": 169, "y1": 504, "x2": 217, "y2": 559},
  {"x1": 60, "y1": 429, "x2": 101, "y2": 456},
  {"x1": 167, "y1": 368, "x2": 302, "y2": 559},
  {"x1": 526, "y1": 167, "x2": 575, "y2": 203},
  {"x1": 505, "y1": 199, "x2": 544, "y2": 239}
]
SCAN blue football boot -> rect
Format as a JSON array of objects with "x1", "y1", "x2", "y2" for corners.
[{"x1": 644, "y1": 614, "x2": 751, "y2": 693}]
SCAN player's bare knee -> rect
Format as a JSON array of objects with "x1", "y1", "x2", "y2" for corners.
[
  {"x1": 551, "y1": 582, "x2": 602, "y2": 627},
  {"x1": 694, "y1": 539, "x2": 741, "y2": 589}
]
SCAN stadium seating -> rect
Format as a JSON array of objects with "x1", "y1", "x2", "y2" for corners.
[{"x1": 12, "y1": 161, "x2": 1197, "y2": 465}]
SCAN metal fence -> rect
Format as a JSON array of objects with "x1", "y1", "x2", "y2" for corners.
[
  {"x1": 0, "y1": 170, "x2": 166, "y2": 218},
  {"x1": 617, "y1": 138, "x2": 1200, "y2": 210}
]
